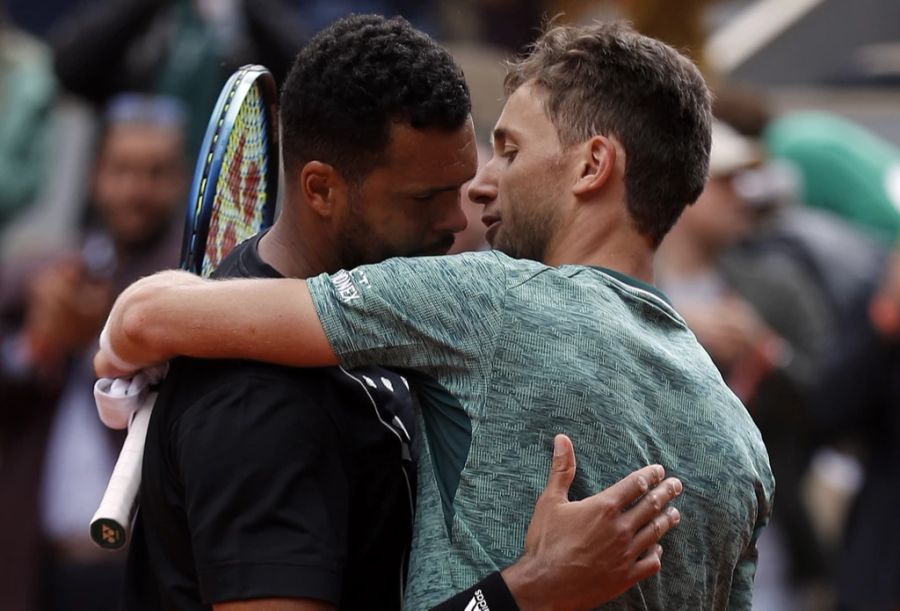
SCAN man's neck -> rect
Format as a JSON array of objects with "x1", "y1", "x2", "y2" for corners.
[
  {"x1": 258, "y1": 218, "x2": 336, "y2": 279},
  {"x1": 543, "y1": 209, "x2": 656, "y2": 284}
]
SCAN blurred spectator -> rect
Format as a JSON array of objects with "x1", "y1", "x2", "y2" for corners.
[
  {"x1": 472, "y1": 0, "x2": 545, "y2": 51},
  {"x1": 438, "y1": 0, "x2": 546, "y2": 51},
  {"x1": 702, "y1": 92, "x2": 893, "y2": 609},
  {"x1": 50, "y1": 0, "x2": 302, "y2": 156},
  {"x1": 765, "y1": 111, "x2": 900, "y2": 245},
  {"x1": 657, "y1": 120, "x2": 834, "y2": 602},
  {"x1": 0, "y1": 12, "x2": 55, "y2": 231},
  {"x1": 615, "y1": 0, "x2": 715, "y2": 77},
  {"x1": 0, "y1": 93, "x2": 188, "y2": 611},
  {"x1": 545, "y1": 1, "x2": 717, "y2": 77},
  {"x1": 712, "y1": 83, "x2": 774, "y2": 138},
  {"x1": 4, "y1": 0, "x2": 83, "y2": 37},
  {"x1": 735, "y1": 163, "x2": 887, "y2": 343},
  {"x1": 711, "y1": 80, "x2": 888, "y2": 328},
  {"x1": 297, "y1": 0, "x2": 437, "y2": 37},
  {"x1": 813, "y1": 247, "x2": 900, "y2": 611}
]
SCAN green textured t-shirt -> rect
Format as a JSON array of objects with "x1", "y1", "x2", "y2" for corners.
[{"x1": 307, "y1": 250, "x2": 774, "y2": 610}]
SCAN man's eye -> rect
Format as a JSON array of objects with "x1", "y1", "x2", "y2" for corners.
[
  {"x1": 503, "y1": 149, "x2": 518, "y2": 162},
  {"x1": 413, "y1": 193, "x2": 437, "y2": 202}
]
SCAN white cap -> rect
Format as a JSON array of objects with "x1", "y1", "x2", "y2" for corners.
[{"x1": 709, "y1": 120, "x2": 761, "y2": 177}]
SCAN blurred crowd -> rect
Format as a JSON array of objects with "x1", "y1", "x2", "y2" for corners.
[{"x1": 1, "y1": 1, "x2": 898, "y2": 610}]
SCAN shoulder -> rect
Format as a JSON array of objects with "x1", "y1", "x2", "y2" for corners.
[
  {"x1": 312, "y1": 250, "x2": 532, "y2": 295},
  {"x1": 307, "y1": 251, "x2": 525, "y2": 324},
  {"x1": 149, "y1": 364, "x2": 362, "y2": 605},
  {"x1": 151, "y1": 362, "x2": 360, "y2": 503},
  {"x1": 155, "y1": 358, "x2": 360, "y2": 437},
  {"x1": 211, "y1": 232, "x2": 277, "y2": 280},
  {"x1": 388, "y1": 251, "x2": 553, "y2": 296},
  {"x1": 162, "y1": 357, "x2": 309, "y2": 399}
]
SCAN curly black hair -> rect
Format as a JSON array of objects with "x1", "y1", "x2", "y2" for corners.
[{"x1": 280, "y1": 14, "x2": 471, "y2": 183}]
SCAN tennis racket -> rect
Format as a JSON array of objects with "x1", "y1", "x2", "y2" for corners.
[{"x1": 90, "y1": 65, "x2": 279, "y2": 549}]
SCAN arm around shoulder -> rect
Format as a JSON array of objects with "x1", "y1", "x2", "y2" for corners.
[{"x1": 98, "y1": 271, "x2": 336, "y2": 375}]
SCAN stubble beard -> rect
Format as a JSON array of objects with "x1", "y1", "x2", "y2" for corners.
[
  {"x1": 494, "y1": 185, "x2": 563, "y2": 263},
  {"x1": 338, "y1": 188, "x2": 383, "y2": 269}
]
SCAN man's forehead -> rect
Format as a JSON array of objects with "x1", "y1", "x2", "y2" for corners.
[
  {"x1": 387, "y1": 119, "x2": 474, "y2": 153},
  {"x1": 492, "y1": 84, "x2": 555, "y2": 145},
  {"x1": 370, "y1": 119, "x2": 477, "y2": 185},
  {"x1": 105, "y1": 122, "x2": 183, "y2": 146}
]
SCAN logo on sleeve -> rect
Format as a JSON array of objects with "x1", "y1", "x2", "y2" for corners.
[
  {"x1": 330, "y1": 269, "x2": 370, "y2": 303},
  {"x1": 464, "y1": 589, "x2": 490, "y2": 611}
]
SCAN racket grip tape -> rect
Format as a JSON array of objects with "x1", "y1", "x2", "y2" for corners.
[{"x1": 90, "y1": 392, "x2": 156, "y2": 549}]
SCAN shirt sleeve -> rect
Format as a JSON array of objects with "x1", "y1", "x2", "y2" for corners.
[
  {"x1": 306, "y1": 251, "x2": 509, "y2": 373},
  {"x1": 173, "y1": 368, "x2": 349, "y2": 605}
]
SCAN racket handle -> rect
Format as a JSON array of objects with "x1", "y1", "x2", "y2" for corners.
[{"x1": 90, "y1": 392, "x2": 156, "y2": 549}]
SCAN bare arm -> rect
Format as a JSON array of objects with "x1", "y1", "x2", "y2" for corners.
[{"x1": 95, "y1": 270, "x2": 335, "y2": 376}]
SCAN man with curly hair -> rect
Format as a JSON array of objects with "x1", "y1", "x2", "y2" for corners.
[{"x1": 116, "y1": 15, "x2": 685, "y2": 611}]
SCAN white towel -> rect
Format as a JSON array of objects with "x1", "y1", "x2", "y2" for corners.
[{"x1": 94, "y1": 364, "x2": 167, "y2": 430}]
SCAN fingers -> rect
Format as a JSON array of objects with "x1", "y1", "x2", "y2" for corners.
[
  {"x1": 595, "y1": 464, "x2": 666, "y2": 511},
  {"x1": 630, "y1": 544, "x2": 664, "y2": 583},
  {"x1": 540, "y1": 434, "x2": 577, "y2": 502},
  {"x1": 625, "y1": 476, "x2": 683, "y2": 526},
  {"x1": 631, "y1": 505, "x2": 681, "y2": 556},
  {"x1": 552, "y1": 434, "x2": 576, "y2": 473}
]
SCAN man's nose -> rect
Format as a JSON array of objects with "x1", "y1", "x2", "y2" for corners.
[
  {"x1": 435, "y1": 198, "x2": 468, "y2": 234},
  {"x1": 466, "y1": 161, "x2": 498, "y2": 207}
]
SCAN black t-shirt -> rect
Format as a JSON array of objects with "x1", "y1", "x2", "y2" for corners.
[{"x1": 123, "y1": 233, "x2": 418, "y2": 609}]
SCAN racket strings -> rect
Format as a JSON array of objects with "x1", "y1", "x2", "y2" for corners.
[{"x1": 204, "y1": 83, "x2": 271, "y2": 278}]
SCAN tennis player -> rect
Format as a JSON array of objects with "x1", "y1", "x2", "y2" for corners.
[
  {"x1": 113, "y1": 16, "x2": 684, "y2": 611},
  {"x1": 100, "y1": 19, "x2": 775, "y2": 610}
]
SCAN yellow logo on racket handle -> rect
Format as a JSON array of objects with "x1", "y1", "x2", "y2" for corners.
[{"x1": 90, "y1": 519, "x2": 127, "y2": 550}]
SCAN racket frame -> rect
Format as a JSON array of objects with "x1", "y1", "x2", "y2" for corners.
[
  {"x1": 180, "y1": 65, "x2": 279, "y2": 275},
  {"x1": 90, "y1": 64, "x2": 280, "y2": 550}
]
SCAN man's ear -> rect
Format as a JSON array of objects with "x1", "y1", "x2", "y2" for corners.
[
  {"x1": 573, "y1": 135, "x2": 618, "y2": 197},
  {"x1": 300, "y1": 161, "x2": 346, "y2": 218}
]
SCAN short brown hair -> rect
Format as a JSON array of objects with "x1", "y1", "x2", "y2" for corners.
[{"x1": 505, "y1": 21, "x2": 711, "y2": 245}]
